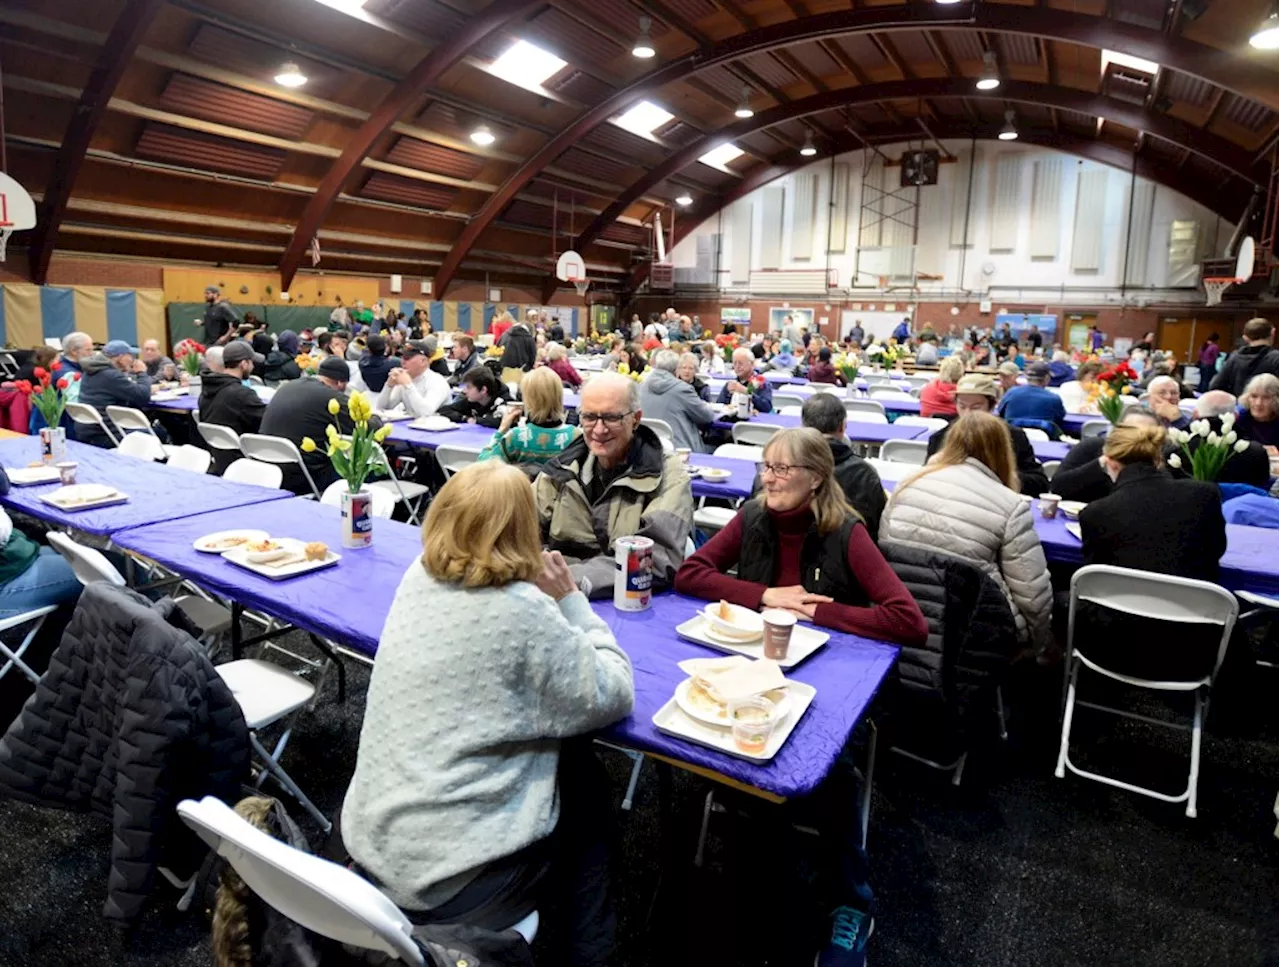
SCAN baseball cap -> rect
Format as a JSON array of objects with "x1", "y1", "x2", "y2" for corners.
[
  {"x1": 103, "y1": 340, "x2": 139, "y2": 357},
  {"x1": 223, "y1": 340, "x2": 265, "y2": 367},
  {"x1": 1026, "y1": 361, "x2": 1051, "y2": 380},
  {"x1": 401, "y1": 339, "x2": 430, "y2": 359},
  {"x1": 955, "y1": 374, "x2": 998, "y2": 398},
  {"x1": 318, "y1": 356, "x2": 350, "y2": 381}
]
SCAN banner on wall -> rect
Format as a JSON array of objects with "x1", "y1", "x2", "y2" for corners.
[
  {"x1": 721, "y1": 307, "x2": 751, "y2": 328},
  {"x1": 995, "y1": 312, "x2": 1058, "y2": 338}
]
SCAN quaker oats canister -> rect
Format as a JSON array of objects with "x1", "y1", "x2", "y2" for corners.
[{"x1": 613, "y1": 536, "x2": 654, "y2": 611}]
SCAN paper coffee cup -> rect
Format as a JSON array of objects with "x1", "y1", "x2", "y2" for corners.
[
  {"x1": 1037, "y1": 493, "x2": 1060, "y2": 518},
  {"x1": 676, "y1": 447, "x2": 692, "y2": 463},
  {"x1": 761, "y1": 608, "x2": 797, "y2": 660}
]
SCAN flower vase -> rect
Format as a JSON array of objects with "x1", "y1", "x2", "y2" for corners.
[
  {"x1": 340, "y1": 487, "x2": 374, "y2": 549},
  {"x1": 39, "y1": 426, "x2": 67, "y2": 464}
]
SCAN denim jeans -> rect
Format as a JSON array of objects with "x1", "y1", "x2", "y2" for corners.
[{"x1": 0, "y1": 548, "x2": 82, "y2": 618}]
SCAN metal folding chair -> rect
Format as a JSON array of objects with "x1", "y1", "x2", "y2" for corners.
[{"x1": 239, "y1": 433, "x2": 323, "y2": 499}]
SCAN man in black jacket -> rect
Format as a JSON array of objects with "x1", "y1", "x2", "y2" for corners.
[
  {"x1": 925, "y1": 374, "x2": 1049, "y2": 497},
  {"x1": 199, "y1": 340, "x2": 267, "y2": 473},
  {"x1": 791, "y1": 392, "x2": 886, "y2": 539},
  {"x1": 1211, "y1": 318, "x2": 1278, "y2": 396},
  {"x1": 193, "y1": 285, "x2": 240, "y2": 346},
  {"x1": 77, "y1": 341, "x2": 154, "y2": 448},
  {"x1": 439, "y1": 367, "x2": 508, "y2": 428},
  {"x1": 499, "y1": 320, "x2": 537, "y2": 372}
]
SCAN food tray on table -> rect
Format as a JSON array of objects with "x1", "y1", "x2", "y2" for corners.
[
  {"x1": 409, "y1": 416, "x2": 459, "y2": 432},
  {"x1": 687, "y1": 466, "x2": 734, "y2": 483},
  {"x1": 374, "y1": 408, "x2": 413, "y2": 422},
  {"x1": 7, "y1": 466, "x2": 62, "y2": 486},
  {"x1": 652, "y1": 678, "x2": 816, "y2": 762},
  {"x1": 675, "y1": 612, "x2": 828, "y2": 669},
  {"x1": 38, "y1": 484, "x2": 129, "y2": 510},
  {"x1": 221, "y1": 538, "x2": 340, "y2": 580}
]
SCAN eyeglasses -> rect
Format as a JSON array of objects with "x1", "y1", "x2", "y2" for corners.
[
  {"x1": 760, "y1": 462, "x2": 813, "y2": 479},
  {"x1": 580, "y1": 411, "x2": 633, "y2": 428}
]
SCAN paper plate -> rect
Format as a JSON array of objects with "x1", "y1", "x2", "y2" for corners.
[
  {"x1": 1059, "y1": 500, "x2": 1086, "y2": 520},
  {"x1": 673, "y1": 677, "x2": 790, "y2": 729},
  {"x1": 193, "y1": 529, "x2": 271, "y2": 553},
  {"x1": 54, "y1": 484, "x2": 117, "y2": 502}
]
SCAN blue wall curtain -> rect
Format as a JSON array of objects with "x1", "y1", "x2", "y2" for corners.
[
  {"x1": 40, "y1": 287, "x2": 74, "y2": 340},
  {"x1": 105, "y1": 290, "x2": 138, "y2": 346},
  {"x1": 483, "y1": 304, "x2": 496, "y2": 327},
  {"x1": 428, "y1": 301, "x2": 444, "y2": 331},
  {"x1": 456, "y1": 303, "x2": 471, "y2": 332}
]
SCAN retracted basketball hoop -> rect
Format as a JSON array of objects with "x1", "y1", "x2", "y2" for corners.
[
  {"x1": 556, "y1": 249, "x2": 589, "y2": 297},
  {"x1": 1204, "y1": 236, "x2": 1256, "y2": 306},
  {"x1": 0, "y1": 172, "x2": 37, "y2": 264}
]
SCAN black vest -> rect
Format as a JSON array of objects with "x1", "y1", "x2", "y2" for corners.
[{"x1": 737, "y1": 503, "x2": 869, "y2": 607}]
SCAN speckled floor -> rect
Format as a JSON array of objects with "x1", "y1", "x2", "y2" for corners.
[{"x1": 0, "y1": 628, "x2": 1274, "y2": 967}]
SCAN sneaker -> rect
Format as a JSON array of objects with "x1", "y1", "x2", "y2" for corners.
[{"x1": 814, "y1": 905, "x2": 874, "y2": 967}]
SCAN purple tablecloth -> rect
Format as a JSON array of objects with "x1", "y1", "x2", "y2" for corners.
[
  {"x1": 1062, "y1": 413, "x2": 1094, "y2": 434},
  {"x1": 147, "y1": 395, "x2": 199, "y2": 413},
  {"x1": 0, "y1": 438, "x2": 292, "y2": 536},
  {"x1": 713, "y1": 413, "x2": 928, "y2": 446},
  {"x1": 689, "y1": 454, "x2": 755, "y2": 500},
  {"x1": 1032, "y1": 440, "x2": 1072, "y2": 462},
  {"x1": 113, "y1": 498, "x2": 899, "y2": 798},
  {"x1": 385, "y1": 421, "x2": 495, "y2": 451}
]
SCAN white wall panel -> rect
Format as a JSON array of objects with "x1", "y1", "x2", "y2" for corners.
[
  {"x1": 828, "y1": 162, "x2": 850, "y2": 254},
  {"x1": 988, "y1": 153, "x2": 1022, "y2": 253},
  {"x1": 791, "y1": 172, "x2": 818, "y2": 260},
  {"x1": 948, "y1": 148, "x2": 977, "y2": 248},
  {"x1": 1122, "y1": 180, "x2": 1156, "y2": 286},
  {"x1": 1029, "y1": 158, "x2": 1063, "y2": 259},
  {"x1": 727, "y1": 200, "x2": 752, "y2": 283},
  {"x1": 1070, "y1": 168, "x2": 1108, "y2": 273},
  {"x1": 759, "y1": 185, "x2": 785, "y2": 268}
]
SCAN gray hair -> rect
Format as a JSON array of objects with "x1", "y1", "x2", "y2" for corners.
[
  {"x1": 652, "y1": 349, "x2": 680, "y2": 373},
  {"x1": 801, "y1": 392, "x2": 847, "y2": 436},
  {"x1": 1052, "y1": 350, "x2": 1069, "y2": 363},
  {"x1": 1241, "y1": 372, "x2": 1278, "y2": 404},
  {"x1": 422, "y1": 334, "x2": 438, "y2": 355},
  {"x1": 1194, "y1": 388, "x2": 1237, "y2": 418},
  {"x1": 545, "y1": 342, "x2": 566, "y2": 361},
  {"x1": 204, "y1": 345, "x2": 225, "y2": 372},
  {"x1": 679, "y1": 352, "x2": 699, "y2": 370},
  {"x1": 732, "y1": 347, "x2": 755, "y2": 365},
  {"x1": 63, "y1": 332, "x2": 93, "y2": 355},
  {"x1": 997, "y1": 361, "x2": 1020, "y2": 376}
]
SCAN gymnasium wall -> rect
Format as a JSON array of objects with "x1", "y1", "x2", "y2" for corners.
[{"x1": 0, "y1": 284, "x2": 166, "y2": 351}]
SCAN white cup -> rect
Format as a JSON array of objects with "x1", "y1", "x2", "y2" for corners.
[{"x1": 1037, "y1": 493, "x2": 1061, "y2": 519}]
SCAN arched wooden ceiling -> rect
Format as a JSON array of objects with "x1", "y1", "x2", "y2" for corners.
[{"x1": 1, "y1": 0, "x2": 1275, "y2": 295}]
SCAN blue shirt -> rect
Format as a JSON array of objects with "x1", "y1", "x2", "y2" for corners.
[{"x1": 997, "y1": 385, "x2": 1066, "y2": 428}]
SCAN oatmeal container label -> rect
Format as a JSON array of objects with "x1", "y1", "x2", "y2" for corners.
[{"x1": 613, "y1": 536, "x2": 654, "y2": 611}]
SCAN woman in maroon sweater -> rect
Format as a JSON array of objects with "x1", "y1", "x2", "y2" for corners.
[
  {"x1": 544, "y1": 342, "x2": 583, "y2": 387},
  {"x1": 675, "y1": 427, "x2": 927, "y2": 646}
]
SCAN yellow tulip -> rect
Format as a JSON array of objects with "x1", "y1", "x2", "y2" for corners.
[
  {"x1": 1121, "y1": 384, "x2": 1132, "y2": 395},
  {"x1": 327, "y1": 398, "x2": 340, "y2": 416},
  {"x1": 334, "y1": 438, "x2": 352, "y2": 452},
  {"x1": 374, "y1": 424, "x2": 392, "y2": 442},
  {"x1": 300, "y1": 437, "x2": 317, "y2": 453},
  {"x1": 1106, "y1": 388, "x2": 1116, "y2": 398},
  {"x1": 348, "y1": 394, "x2": 372, "y2": 423},
  {"x1": 617, "y1": 362, "x2": 630, "y2": 376}
]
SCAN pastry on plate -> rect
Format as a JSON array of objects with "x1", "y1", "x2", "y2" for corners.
[{"x1": 304, "y1": 541, "x2": 329, "y2": 561}]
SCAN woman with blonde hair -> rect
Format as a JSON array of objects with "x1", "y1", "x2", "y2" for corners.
[
  {"x1": 676, "y1": 427, "x2": 926, "y2": 643},
  {"x1": 918, "y1": 354, "x2": 966, "y2": 417},
  {"x1": 881, "y1": 411, "x2": 1052, "y2": 648},
  {"x1": 476, "y1": 366, "x2": 578, "y2": 470},
  {"x1": 341, "y1": 460, "x2": 634, "y2": 961}
]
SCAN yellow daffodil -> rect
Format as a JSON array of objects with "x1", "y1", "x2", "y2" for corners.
[
  {"x1": 1121, "y1": 385, "x2": 1132, "y2": 395},
  {"x1": 374, "y1": 424, "x2": 392, "y2": 442},
  {"x1": 327, "y1": 398, "x2": 340, "y2": 416},
  {"x1": 300, "y1": 437, "x2": 317, "y2": 453}
]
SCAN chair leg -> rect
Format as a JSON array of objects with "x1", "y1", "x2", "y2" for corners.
[
  {"x1": 693, "y1": 790, "x2": 716, "y2": 868},
  {"x1": 1186, "y1": 690, "x2": 1204, "y2": 819},
  {"x1": 249, "y1": 733, "x2": 332, "y2": 833},
  {"x1": 0, "y1": 615, "x2": 50, "y2": 685},
  {"x1": 1054, "y1": 661, "x2": 1080, "y2": 779},
  {"x1": 621, "y1": 751, "x2": 643, "y2": 811},
  {"x1": 950, "y1": 751, "x2": 968, "y2": 787},
  {"x1": 995, "y1": 686, "x2": 1008, "y2": 741},
  {"x1": 859, "y1": 721, "x2": 878, "y2": 848}
]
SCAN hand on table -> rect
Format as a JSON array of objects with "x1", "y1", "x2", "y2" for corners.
[
  {"x1": 130, "y1": 360, "x2": 147, "y2": 375},
  {"x1": 536, "y1": 550, "x2": 578, "y2": 601},
  {"x1": 387, "y1": 368, "x2": 411, "y2": 387},
  {"x1": 760, "y1": 585, "x2": 833, "y2": 619}
]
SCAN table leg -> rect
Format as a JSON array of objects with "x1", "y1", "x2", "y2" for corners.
[
  {"x1": 859, "y1": 720, "x2": 877, "y2": 849},
  {"x1": 307, "y1": 633, "x2": 347, "y2": 703},
  {"x1": 230, "y1": 602, "x2": 243, "y2": 659}
]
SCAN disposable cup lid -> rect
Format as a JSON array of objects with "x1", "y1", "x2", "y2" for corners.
[{"x1": 760, "y1": 608, "x2": 797, "y2": 627}]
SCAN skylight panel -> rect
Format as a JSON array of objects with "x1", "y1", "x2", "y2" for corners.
[
  {"x1": 613, "y1": 101, "x2": 674, "y2": 139},
  {"x1": 1101, "y1": 49, "x2": 1158, "y2": 76},
  {"x1": 487, "y1": 40, "x2": 567, "y2": 94},
  {"x1": 699, "y1": 143, "x2": 744, "y2": 171},
  {"x1": 313, "y1": 0, "x2": 368, "y2": 15}
]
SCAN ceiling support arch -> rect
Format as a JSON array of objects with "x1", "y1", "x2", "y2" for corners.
[
  {"x1": 577, "y1": 79, "x2": 1262, "y2": 253},
  {"x1": 432, "y1": 5, "x2": 1277, "y2": 298},
  {"x1": 278, "y1": 0, "x2": 542, "y2": 290},
  {"x1": 25, "y1": 0, "x2": 168, "y2": 285},
  {"x1": 624, "y1": 127, "x2": 1254, "y2": 291}
]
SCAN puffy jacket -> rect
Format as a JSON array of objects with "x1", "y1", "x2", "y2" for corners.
[
  {"x1": 535, "y1": 425, "x2": 693, "y2": 599},
  {"x1": 637, "y1": 368, "x2": 717, "y2": 453},
  {"x1": 880, "y1": 458, "x2": 1053, "y2": 649},
  {"x1": 500, "y1": 325, "x2": 537, "y2": 372},
  {"x1": 1210, "y1": 343, "x2": 1279, "y2": 396},
  {"x1": 259, "y1": 349, "x2": 301, "y2": 386},
  {"x1": 877, "y1": 539, "x2": 1019, "y2": 756},
  {"x1": 77, "y1": 352, "x2": 153, "y2": 448},
  {"x1": 0, "y1": 583, "x2": 249, "y2": 921}
]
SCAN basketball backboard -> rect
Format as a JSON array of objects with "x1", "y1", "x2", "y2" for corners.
[
  {"x1": 556, "y1": 249, "x2": 585, "y2": 282},
  {"x1": 0, "y1": 172, "x2": 35, "y2": 230}
]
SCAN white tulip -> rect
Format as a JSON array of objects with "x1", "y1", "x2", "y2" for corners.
[
  {"x1": 1192, "y1": 419, "x2": 1210, "y2": 437},
  {"x1": 1220, "y1": 411, "x2": 1236, "y2": 430},
  {"x1": 1167, "y1": 453, "x2": 1182, "y2": 469},
  {"x1": 1235, "y1": 439, "x2": 1250, "y2": 453},
  {"x1": 1224, "y1": 431, "x2": 1238, "y2": 445},
  {"x1": 1207, "y1": 432, "x2": 1221, "y2": 447},
  {"x1": 1168, "y1": 429, "x2": 1185, "y2": 445}
]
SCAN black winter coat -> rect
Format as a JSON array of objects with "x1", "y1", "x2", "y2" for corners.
[
  {"x1": 0, "y1": 584, "x2": 249, "y2": 921},
  {"x1": 199, "y1": 372, "x2": 266, "y2": 473},
  {"x1": 926, "y1": 419, "x2": 1049, "y2": 497},
  {"x1": 1210, "y1": 343, "x2": 1279, "y2": 397},
  {"x1": 499, "y1": 325, "x2": 537, "y2": 372}
]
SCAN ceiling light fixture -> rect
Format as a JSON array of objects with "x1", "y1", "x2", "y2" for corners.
[
  {"x1": 976, "y1": 51, "x2": 1000, "y2": 91},
  {"x1": 800, "y1": 132, "x2": 817, "y2": 157},
  {"x1": 734, "y1": 86, "x2": 754, "y2": 119},
  {"x1": 274, "y1": 62, "x2": 308, "y2": 87},
  {"x1": 934, "y1": 0, "x2": 965, "y2": 4},
  {"x1": 675, "y1": 192, "x2": 693, "y2": 206},
  {"x1": 1250, "y1": 10, "x2": 1279, "y2": 48},
  {"x1": 313, "y1": 0, "x2": 368, "y2": 14},
  {"x1": 998, "y1": 109, "x2": 1018, "y2": 141},
  {"x1": 470, "y1": 124, "x2": 496, "y2": 146},
  {"x1": 632, "y1": 16, "x2": 656, "y2": 58}
]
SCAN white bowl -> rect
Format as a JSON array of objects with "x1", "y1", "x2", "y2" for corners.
[
  {"x1": 1059, "y1": 500, "x2": 1086, "y2": 520},
  {"x1": 703, "y1": 602, "x2": 764, "y2": 641},
  {"x1": 699, "y1": 467, "x2": 732, "y2": 482},
  {"x1": 244, "y1": 539, "x2": 289, "y2": 563}
]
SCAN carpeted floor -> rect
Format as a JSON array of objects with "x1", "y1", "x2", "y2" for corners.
[{"x1": 0, "y1": 625, "x2": 1275, "y2": 967}]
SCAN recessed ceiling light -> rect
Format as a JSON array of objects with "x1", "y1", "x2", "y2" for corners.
[
  {"x1": 976, "y1": 50, "x2": 1000, "y2": 91},
  {"x1": 734, "y1": 86, "x2": 754, "y2": 119},
  {"x1": 274, "y1": 62, "x2": 308, "y2": 87},
  {"x1": 1250, "y1": 11, "x2": 1279, "y2": 48},
  {"x1": 675, "y1": 193, "x2": 693, "y2": 206},
  {"x1": 998, "y1": 109, "x2": 1018, "y2": 141},
  {"x1": 632, "y1": 16, "x2": 656, "y2": 59},
  {"x1": 470, "y1": 124, "x2": 496, "y2": 146},
  {"x1": 800, "y1": 132, "x2": 817, "y2": 157}
]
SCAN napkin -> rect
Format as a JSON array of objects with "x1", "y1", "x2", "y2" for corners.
[{"x1": 677, "y1": 655, "x2": 786, "y2": 704}]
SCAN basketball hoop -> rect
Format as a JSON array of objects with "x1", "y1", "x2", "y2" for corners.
[
  {"x1": 1203, "y1": 277, "x2": 1241, "y2": 306},
  {"x1": 0, "y1": 228, "x2": 11, "y2": 264},
  {"x1": 570, "y1": 275, "x2": 590, "y2": 297}
]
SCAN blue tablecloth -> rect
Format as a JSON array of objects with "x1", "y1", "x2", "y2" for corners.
[
  {"x1": 0, "y1": 438, "x2": 292, "y2": 536},
  {"x1": 714, "y1": 413, "x2": 928, "y2": 446},
  {"x1": 385, "y1": 422, "x2": 495, "y2": 451},
  {"x1": 112, "y1": 498, "x2": 899, "y2": 798},
  {"x1": 689, "y1": 454, "x2": 756, "y2": 500}
]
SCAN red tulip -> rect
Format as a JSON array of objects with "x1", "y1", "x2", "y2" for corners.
[
  {"x1": 50, "y1": 361, "x2": 61, "y2": 373},
  {"x1": 33, "y1": 367, "x2": 48, "y2": 380},
  {"x1": 56, "y1": 377, "x2": 68, "y2": 390},
  {"x1": 72, "y1": 372, "x2": 81, "y2": 381},
  {"x1": 14, "y1": 380, "x2": 32, "y2": 395}
]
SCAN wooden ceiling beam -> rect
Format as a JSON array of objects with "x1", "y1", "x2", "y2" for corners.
[
  {"x1": 870, "y1": 34, "x2": 913, "y2": 80},
  {"x1": 819, "y1": 39, "x2": 870, "y2": 86},
  {"x1": 923, "y1": 31, "x2": 957, "y2": 77}
]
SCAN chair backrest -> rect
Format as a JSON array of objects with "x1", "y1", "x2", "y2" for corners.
[
  {"x1": 435, "y1": 445, "x2": 482, "y2": 477},
  {"x1": 168, "y1": 445, "x2": 213, "y2": 474},
  {"x1": 321, "y1": 481, "x2": 396, "y2": 518},
  {"x1": 47, "y1": 531, "x2": 127, "y2": 587},
  {"x1": 812, "y1": 384, "x2": 844, "y2": 395},
  {"x1": 844, "y1": 399, "x2": 885, "y2": 417},
  {"x1": 893, "y1": 416, "x2": 947, "y2": 433},
  {"x1": 846, "y1": 411, "x2": 889, "y2": 425},
  {"x1": 1068, "y1": 564, "x2": 1239, "y2": 684},
  {"x1": 223, "y1": 458, "x2": 284, "y2": 489},
  {"x1": 772, "y1": 393, "x2": 806, "y2": 410},
  {"x1": 879, "y1": 439, "x2": 929, "y2": 465},
  {"x1": 640, "y1": 418, "x2": 675, "y2": 454},
  {"x1": 198, "y1": 421, "x2": 243, "y2": 453},
  {"x1": 65, "y1": 402, "x2": 118, "y2": 445},
  {"x1": 1042, "y1": 460, "x2": 1061, "y2": 481},
  {"x1": 1020, "y1": 427, "x2": 1050, "y2": 442},
  {"x1": 778, "y1": 405, "x2": 802, "y2": 417},
  {"x1": 901, "y1": 376, "x2": 930, "y2": 389},
  {"x1": 1080, "y1": 420, "x2": 1111, "y2": 438},
  {"x1": 240, "y1": 433, "x2": 321, "y2": 497},
  {"x1": 731, "y1": 422, "x2": 782, "y2": 446},
  {"x1": 105, "y1": 405, "x2": 153, "y2": 434},
  {"x1": 177, "y1": 797, "x2": 425, "y2": 966},
  {"x1": 248, "y1": 374, "x2": 265, "y2": 386},
  {"x1": 0, "y1": 353, "x2": 17, "y2": 377},
  {"x1": 863, "y1": 375, "x2": 894, "y2": 387},
  {"x1": 868, "y1": 386, "x2": 915, "y2": 401},
  {"x1": 713, "y1": 443, "x2": 765, "y2": 462},
  {"x1": 116, "y1": 431, "x2": 167, "y2": 461}
]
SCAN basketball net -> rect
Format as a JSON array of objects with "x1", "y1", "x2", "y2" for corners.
[
  {"x1": 0, "y1": 228, "x2": 10, "y2": 263},
  {"x1": 1203, "y1": 277, "x2": 1239, "y2": 306},
  {"x1": 571, "y1": 275, "x2": 589, "y2": 297}
]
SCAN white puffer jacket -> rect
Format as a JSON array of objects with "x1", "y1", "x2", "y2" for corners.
[{"x1": 881, "y1": 458, "x2": 1053, "y2": 647}]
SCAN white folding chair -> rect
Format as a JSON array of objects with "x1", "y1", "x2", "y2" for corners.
[
  {"x1": 240, "y1": 434, "x2": 323, "y2": 499},
  {"x1": 367, "y1": 447, "x2": 430, "y2": 524},
  {"x1": 1080, "y1": 420, "x2": 1111, "y2": 438},
  {"x1": 198, "y1": 421, "x2": 244, "y2": 461},
  {"x1": 176, "y1": 796, "x2": 538, "y2": 959},
  {"x1": 846, "y1": 410, "x2": 889, "y2": 425},
  {"x1": 65, "y1": 402, "x2": 119, "y2": 446},
  {"x1": 901, "y1": 375, "x2": 930, "y2": 390},
  {"x1": 223, "y1": 458, "x2": 284, "y2": 489},
  {"x1": 844, "y1": 399, "x2": 885, "y2": 419},
  {"x1": 105, "y1": 405, "x2": 175, "y2": 459},
  {"x1": 167, "y1": 445, "x2": 213, "y2": 473},
  {"x1": 0, "y1": 352, "x2": 18, "y2": 378},
  {"x1": 116, "y1": 431, "x2": 167, "y2": 462},
  {"x1": 1020, "y1": 427, "x2": 1050, "y2": 442},
  {"x1": 868, "y1": 386, "x2": 915, "y2": 402},
  {"x1": 640, "y1": 418, "x2": 675, "y2": 454},
  {"x1": 731, "y1": 422, "x2": 782, "y2": 446},
  {"x1": 321, "y1": 481, "x2": 396, "y2": 519},
  {"x1": 714, "y1": 443, "x2": 765, "y2": 462},
  {"x1": 812, "y1": 384, "x2": 844, "y2": 395},
  {"x1": 778, "y1": 405, "x2": 802, "y2": 417},
  {"x1": 893, "y1": 415, "x2": 947, "y2": 434},
  {"x1": 1042, "y1": 460, "x2": 1061, "y2": 481},
  {"x1": 1055, "y1": 565, "x2": 1239, "y2": 818},
  {"x1": 863, "y1": 375, "x2": 894, "y2": 387},
  {"x1": 878, "y1": 439, "x2": 929, "y2": 465},
  {"x1": 0, "y1": 605, "x2": 60, "y2": 685},
  {"x1": 435, "y1": 445, "x2": 482, "y2": 478},
  {"x1": 772, "y1": 393, "x2": 806, "y2": 410}
]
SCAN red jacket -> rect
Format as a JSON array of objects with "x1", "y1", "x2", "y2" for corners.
[
  {"x1": 807, "y1": 360, "x2": 845, "y2": 386},
  {"x1": 491, "y1": 318, "x2": 513, "y2": 344},
  {"x1": 918, "y1": 379, "x2": 957, "y2": 417}
]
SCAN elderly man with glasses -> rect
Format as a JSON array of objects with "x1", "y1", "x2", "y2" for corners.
[{"x1": 535, "y1": 372, "x2": 694, "y2": 598}]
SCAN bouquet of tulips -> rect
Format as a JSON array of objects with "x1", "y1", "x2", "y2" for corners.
[
  {"x1": 833, "y1": 352, "x2": 859, "y2": 385},
  {"x1": 295, "y1": 353, "x2": 319, "y2": 377},
  {"x1": 615, "y1": 361, "x2": 644, "y2": 383},
  {"x1": 15, "y1": 362, "x2": 79, "y2": 427},
  {"x1": 484, "y1": 344, "x2": 504, "y2": 358},
  {"x1": 572, "y1": 336, "x2": 588, "y2": 354},
  {"x1": 1166, "y1": 413, "x2": 1250, "y2": 481},
  {"x1": 301, "y1": 395, "x2": 391, "y2": 493},
  {"x1": 1092, "y1": 362, "x2": 1138, "y2": 423},
  {"x1": 173, "y1": 339, "x2": 205, "y2": 378}
]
